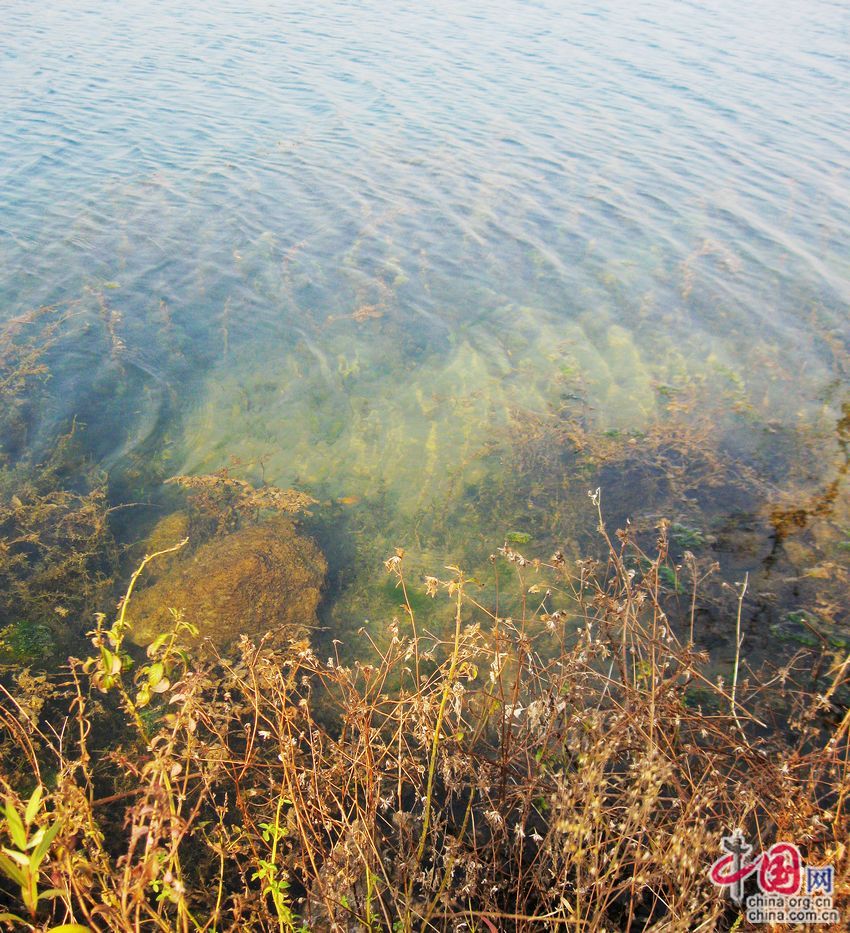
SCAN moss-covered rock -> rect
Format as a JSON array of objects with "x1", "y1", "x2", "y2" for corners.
[
  {"x1": 132, "y1": 511, "x2": 190, "y2": 585},
  {"x1": 143, "y1": 511, "x2": 190, "y2": 555},
  {"x1": 128, "y1": 518, "x2": 326, "y2": 648}
]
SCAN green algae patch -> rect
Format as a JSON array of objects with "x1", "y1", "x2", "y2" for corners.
[
  {"x1": 128, "y1": 517, "x2": 327, "y2": 649},
  {"x1": 0, "y1": 619, "x2": 54, "y2": 664}
]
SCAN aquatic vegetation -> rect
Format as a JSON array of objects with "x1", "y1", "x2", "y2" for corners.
[
  {"x1": 501, "y1": 377, "x2": 763, "y2": 559},
  {"x1": 166, "y1": 468, "x2": 318, "y2": 536},
  {"x1": 0, "y1": 619, "x2": 53, "y2": 666},
  {"x1": 0, "y1": 474, "x2": 112, "y2": 630},
  {"x1": 0, "y1": 311, "x2": 117, "y2": 655},
  {"x1": 680, "y1": 237, "x2": 742, "y2": 301},
  {"x1": 0, "y1": 308, "x2": 61, "y2": 463},
  {"x1": 669, "y1": 522, "x2": 707, "y2": 550},
  {"x1": 176, "y1": 304, "x2": 672, "y2": 518},
  {"x1": 173, "y1": 288, "x2": 831, "y2": 632},
  {"x1": 0, "y1": 516, "x2": 845, "y2": 930}
]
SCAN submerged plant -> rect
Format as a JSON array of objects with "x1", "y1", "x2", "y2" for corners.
[
  {"x1": 166, "y1": 467, "x2": 318, "y2": 536},
  {"x1": 0, "y1": 308, "x2": 118, "y2": 662}
]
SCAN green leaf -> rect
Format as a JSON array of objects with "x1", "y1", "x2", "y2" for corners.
[
  {"x1": 0, "y1": 912, "x2": 26, "y2": 924},
  {"x1": 0, "y1": 851, "x2": 26, "y2": 886},
  {"x1": 47, "y1": 925, "x2": 92, "y2": 933},
  {"x1": 182, "y1": 621, "x2": 199, "y2": 637},
  {"x1": 147, "y1": 662, "x2": 164, "y2": 686},
  {"x1": 146, "y1": 633, "x2": 170, "y2": 657},
  {"x1": 24, "y1": 786, "x2": 43, "y2": 826},
  {"x1": 39, "y1": 886, "x2": 68, "y2": 899},
  {"x1": 3, "y1": 800, "x2": 27, "y2": 849},
  {"x1": 31, "y1": 817, "x2": 61, "y2": 869},
  {"x1": 2, "y1": 847, "x2": 31, "y2": 867},
  {"x1": 135, "y1": 685, "x2": 151, "y2": 708}
]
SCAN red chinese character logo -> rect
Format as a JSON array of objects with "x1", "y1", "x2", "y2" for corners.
[
  {"x1": 758, "y1": 842, "x2": 802, "y2": 895},
  {"x1": 709, "y1": 853, "x2": 758, "y2": 887},
  {"x1": 709, "y1": 829, "x2": 759, "y2": 904},
  {"x1": 709, "y1": 833, "x2": 806, "y2": 905}
]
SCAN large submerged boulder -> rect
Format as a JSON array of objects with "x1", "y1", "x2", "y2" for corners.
[{"x1": 128, "y1": 517, "x2": 326, "y2": 648}]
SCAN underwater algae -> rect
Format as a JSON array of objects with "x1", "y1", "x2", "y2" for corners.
[
  {"x1": 176, "y1": 305, "x2": 676, "y2": 511},
  {"x1": 2, "y1": 291, "x2": 847, "y2": 672},
  {"x1": 0, "y1": 308, "x2": 122, "y2": 665}
]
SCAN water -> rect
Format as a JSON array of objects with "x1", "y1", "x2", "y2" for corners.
[{"x1": 2, "y1": 0, "x2": 850, "y2": 642}]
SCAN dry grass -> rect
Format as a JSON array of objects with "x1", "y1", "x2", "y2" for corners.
[{"x1": 0, "y1": 503, "x2": 847, "y2": 932}]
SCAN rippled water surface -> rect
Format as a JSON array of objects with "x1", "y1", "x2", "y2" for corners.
[{"x1": 3, "y1": 0, "x2": 850, "y2": 631}]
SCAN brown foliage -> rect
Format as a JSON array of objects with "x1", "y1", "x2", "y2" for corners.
[{"x1": 0, "y1": 516, "x2": 846, "y2": 931}]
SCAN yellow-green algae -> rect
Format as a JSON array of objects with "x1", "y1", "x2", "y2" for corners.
[{"x1": 178, "y1": 307, "x2": 669, "y2": 514}]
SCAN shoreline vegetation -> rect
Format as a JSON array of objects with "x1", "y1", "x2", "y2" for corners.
[
  {"x1": 0, "y1": 307, "x2": 848, "y2": 930},
  {"x1": 0, "y1": 516, "x2": 847, "y2": 931}
]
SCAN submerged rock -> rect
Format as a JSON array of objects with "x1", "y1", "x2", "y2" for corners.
[
  {"x1": 143, "y1": 511, "x2": 190, "y2": 555},
  {"x1": 128, "y1": 518, "x2": 326, "y2": 648},
  {"x1": 133, "y1": 511, "x2": 191, "y2": 584}
]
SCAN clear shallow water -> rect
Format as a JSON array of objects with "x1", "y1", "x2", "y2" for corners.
[{"x1": 2, "y1": 0, "x2": 850, "y2": 625}]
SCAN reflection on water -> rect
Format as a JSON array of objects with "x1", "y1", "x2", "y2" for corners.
[{"x1": 2, "y1": 0, "x2": 850, "y2": 643}]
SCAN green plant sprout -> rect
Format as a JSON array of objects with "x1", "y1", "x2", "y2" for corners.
[
  {"x1": 252, "y1": 793, "x2": 307, "y2": 933},
  {"x1": 0, "y1": 786, "x2": 89, "y2": 932}
]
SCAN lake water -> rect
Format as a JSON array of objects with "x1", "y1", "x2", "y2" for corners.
[{"x1": 2, "y1": 0, "x2": 850, "y2": 644}]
